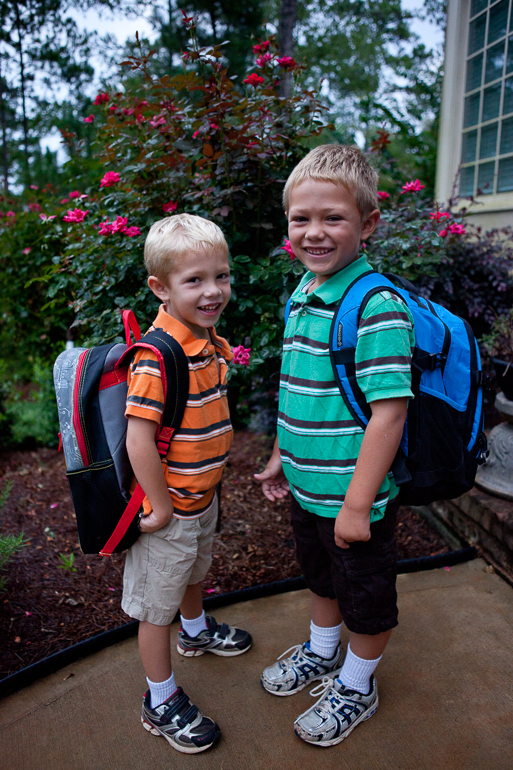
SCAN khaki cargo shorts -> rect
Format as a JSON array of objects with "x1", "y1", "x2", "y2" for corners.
[{"x1": 122, "y1": 496, "x2": 218, "y2": 626}]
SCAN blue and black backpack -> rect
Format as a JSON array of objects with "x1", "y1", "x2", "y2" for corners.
[{"x1": 285, "y1": 270, "x2": 488, "y2": 506}]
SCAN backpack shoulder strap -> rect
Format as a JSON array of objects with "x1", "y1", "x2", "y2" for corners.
[
  {"x1": 284, "y1": 296, "x2": 292, "y2": 327},
  {"x1": 120, "y1": 329, "x2": 189, "y2": 454},
  {"x1": 99, "y1": 330, "x2": 188, "y2": 557},
  {"x1": 328, "y1": 270, "x2": 398, "y2": 428}
]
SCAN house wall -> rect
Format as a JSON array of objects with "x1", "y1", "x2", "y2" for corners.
[{"x1": 436, "y1": 0, "x2": 513, "y2": 228}]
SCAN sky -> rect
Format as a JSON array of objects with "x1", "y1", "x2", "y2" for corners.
[{"x1": 74, "y1": 0, "x2": 444, "y2": 56}]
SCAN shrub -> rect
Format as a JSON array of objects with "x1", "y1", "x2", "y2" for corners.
[
  {"x1": 43, "y1": 28, "x2": 327, "y2": 372},
  {"x1": 364, "y1": 157, "x2": 513, "y2": 340},
  {"x1": 4, "y1": 360, "x2": 60, "y2": 448}
]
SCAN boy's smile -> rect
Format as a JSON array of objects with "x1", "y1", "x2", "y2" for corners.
[
  {"x1": 148, "y1": 248, "x2": 231, "y2": 339},
  {"x1": 287, "y1": 180, "x2": 380, "y2": 287}
]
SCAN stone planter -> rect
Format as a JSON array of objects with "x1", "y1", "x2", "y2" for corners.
[{"x1": 475, "y1": 391, "x2": 513, "y2": 501}]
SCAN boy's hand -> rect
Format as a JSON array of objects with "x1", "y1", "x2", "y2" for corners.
[
  {"x1": 334, "y1": 505, "x2": 371, "y2": 549},
  {"x1": 254, "y1": 440, "x2": 290, "y2": 502},
  {"x1": 139, "y1": 506, "x2": 174, "y2": 534}
]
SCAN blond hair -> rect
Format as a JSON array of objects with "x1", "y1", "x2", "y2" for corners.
[
  {"x1": 144, "y1": 213, "x2": 229, "y2": 279},
  {"x1": 283, "y1": 144, "x2": 379, "y2": 218}
]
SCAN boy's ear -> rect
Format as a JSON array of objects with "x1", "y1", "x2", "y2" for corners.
[
  {"x1": 147, "y1": 275, "x2": 170, "y2": 302},
  {"x1": 361, "y1": 209, "x2": 380, "y2": 240}
]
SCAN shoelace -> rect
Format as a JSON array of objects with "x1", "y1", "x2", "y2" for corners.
[
  {"x1": 276, "y1": 644, "x2": 304, "y2": 664},
  {"x1": 308, "y1": 677, "x2": 361, "y2": 720}
]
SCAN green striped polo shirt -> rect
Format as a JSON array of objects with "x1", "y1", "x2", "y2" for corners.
[{"x1": 278, "y1": 256, "x2": 415, "y2": 521}]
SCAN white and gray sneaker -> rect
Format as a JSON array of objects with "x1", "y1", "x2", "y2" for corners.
[
  {"x1": 261, "y1": 642, "x2": 344, "y2": 696},
  {"x1": 141, "y1": 688, "x2": 220, "y2": 753},
  {"x1": 177, "y1": 615, "x2": 252, "y2": 657},
  {"x1": 294, "y1": 675, "x2": 379, "y2": 746}
]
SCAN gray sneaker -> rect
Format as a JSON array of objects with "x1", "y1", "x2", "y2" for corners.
[
  {"x1": 294, "y1": 675, "x2": 378, "y2": 746},
  {"x1": 141, "y1": 688, "x2": 220, "y2": 754},
  {"x1": 261, "y1": 643, "x2": 343, "y2": 696},
  {"x1": 177, "y1": 615, "x2": 252, "y2": 657}
]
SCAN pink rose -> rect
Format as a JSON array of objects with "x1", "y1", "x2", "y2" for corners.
[
  {"x1": 256, "y1": 53, "x2": 273, "y2": 67},
  {"x1": 282, "y1": 239, "x2": 296, "y2": 261},
  {"x1": 401, "y1": 179, "x2": 425, "y2": 194},
  {"x1": 232, "y1": 345, "x2": 251, "y2": 366},
  {"x1": 83, "y1": 115, "x2": 94, "y2": 123},
  {"x1": 125, "y1": 226, "x2": 141, "y2": 237},
  {"x1": 377, "y1": 191, "x2": 390, "y2": 201},
  {"x1": 162, "y1": 201, "x2": 178, "y2": 213},
  {"x1": 99, "y1": 220, "x2": 114, "y2": 235},
  {"x1": 100, "y1": 171, "x2": 120, "y2": 188},
  {"x1": 276, "y1": 56, "x2": 297, "y2": 70},
  {"x1": 63, "y1": 208, "x2": 88, "y2": 223}
]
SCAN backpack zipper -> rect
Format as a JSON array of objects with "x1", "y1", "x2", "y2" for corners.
[{"x1": 73, "y1": 349, "x2": 92, "y2": 467}]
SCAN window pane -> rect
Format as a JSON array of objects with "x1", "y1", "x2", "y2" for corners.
[
  {"x1": 480, "y1": 121, "x2": 499, "y2": 156},
  {"x1": 501, "y1": 116, "x2": 513, "y2": 153},
  {"x1": 467, "y1": 53, "x2": 484, "y2": 91},
  {"x1": 507, "y1": 35, "x2": 513, "y2": 74},
  {"x1": 477, "y1": 161, "x2": 495, "y2": 193},
  {"x1": 469, "y1": 13, "x2": 487, "y2": 54},
  {"x1": 498, "y1": 156, "x2": 513, "y2": 190},
  {"x1": 462, "y1": 130, "x2": 479, "y2": 162},
  {"x1": 485, "y1": 41, "x2": 505, "y2": 82},
  {"x1": 483, "y1": 82, "x2": 502, "y2": 119},
  {"x1": 464, "y1": 92, "x2": 482, "y2": 126},
  {"x1": 504, "y1": 76, "x2": 513, "y2": 114},
  {"x1": 471, "y1": 0, "x2": 487, "y2": 17},
  {"x1": 460, "y1": 165, "x2": 476, "y2": 197},
  {"x1": 488, "y1": 0, "x2": 508, "y2": 44}
]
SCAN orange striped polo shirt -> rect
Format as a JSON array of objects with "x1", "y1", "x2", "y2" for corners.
[{"x1": 125, "y1": 305, "x2": 233, "y2": 518}]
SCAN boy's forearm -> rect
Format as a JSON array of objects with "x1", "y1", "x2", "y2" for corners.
[
  {"x1": 126, "y1": 416, "x2": 174, "y2": 518},
  {"x1": 343, "y1": 398, "x2": 407, "y2": 517}
]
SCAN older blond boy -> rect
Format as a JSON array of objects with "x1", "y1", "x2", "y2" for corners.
[
  {"x1": 255, "y1": 145, "x2": 414, "y2": 746},
  {"x1": 122, "y1": 214, "x2": 251, "y2": 754}
]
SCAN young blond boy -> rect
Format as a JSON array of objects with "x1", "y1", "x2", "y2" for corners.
[
  {"x1": 122, "y1": 213, "x2": 251, "y2": 754},
  {"x1": 255, "y1": 145, "x2": 414, "y2": 746}
]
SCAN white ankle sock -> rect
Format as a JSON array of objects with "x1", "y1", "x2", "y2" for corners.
[
  {"x1": 337, "y1": 644, "x2": 381, "y2": 694},
  {"x1": 147, "y1": 672, "x2": 177, "y2": 709},
  {"x1": 309, "y1": 620, "x2": 343, "y2": 660},
  {"x1": 180, "y1": 610, "x2": 208, "y2": 638}
]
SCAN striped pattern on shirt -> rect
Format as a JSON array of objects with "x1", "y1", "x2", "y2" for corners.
[
  {"x1": 278, "y1": 258, "x2": 415, "y2": 521},
  {"x1": 125, "y1": 306, "x2": 233, "y2": 518}
]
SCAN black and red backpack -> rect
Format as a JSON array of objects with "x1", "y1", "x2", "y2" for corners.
[{"x1": 53, "y1": 310, "x2": 188, "y2": 555}]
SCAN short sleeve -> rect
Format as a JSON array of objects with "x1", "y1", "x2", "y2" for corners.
[
  {"x1": 125, "y1": 348, "x2": 164, "y2": 423},
  {"x1": 355, "y1": 290, "x2": 415, "y2": 403}
]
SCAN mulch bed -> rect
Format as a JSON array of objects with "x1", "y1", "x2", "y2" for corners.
[{"x1": 0, "y1": 432, "x2": 451, "y2": 680}]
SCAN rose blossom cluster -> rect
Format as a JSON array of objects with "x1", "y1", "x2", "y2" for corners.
[{"x1": 99, "y1": 215, "x2": 141, "y2": 238}]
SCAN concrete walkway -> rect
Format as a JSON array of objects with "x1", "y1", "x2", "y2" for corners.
[{"x1": 2, "y1": 559, "x2": 513, "y2": 770}]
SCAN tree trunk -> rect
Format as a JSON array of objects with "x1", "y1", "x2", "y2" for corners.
[
  {"x1": 0, "y1": 56, "x2": 9, "y2": 191},
  {"x1": 279, "y1": 0, "x2": 296, "y2": 98},
  {"x1": 14, "y1": 3, "x2": 31, "y2": 187}
]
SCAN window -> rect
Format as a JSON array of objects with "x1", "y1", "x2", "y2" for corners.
[{"x1": 460, "y1": 0, "x2": 513, "y2": 196}]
